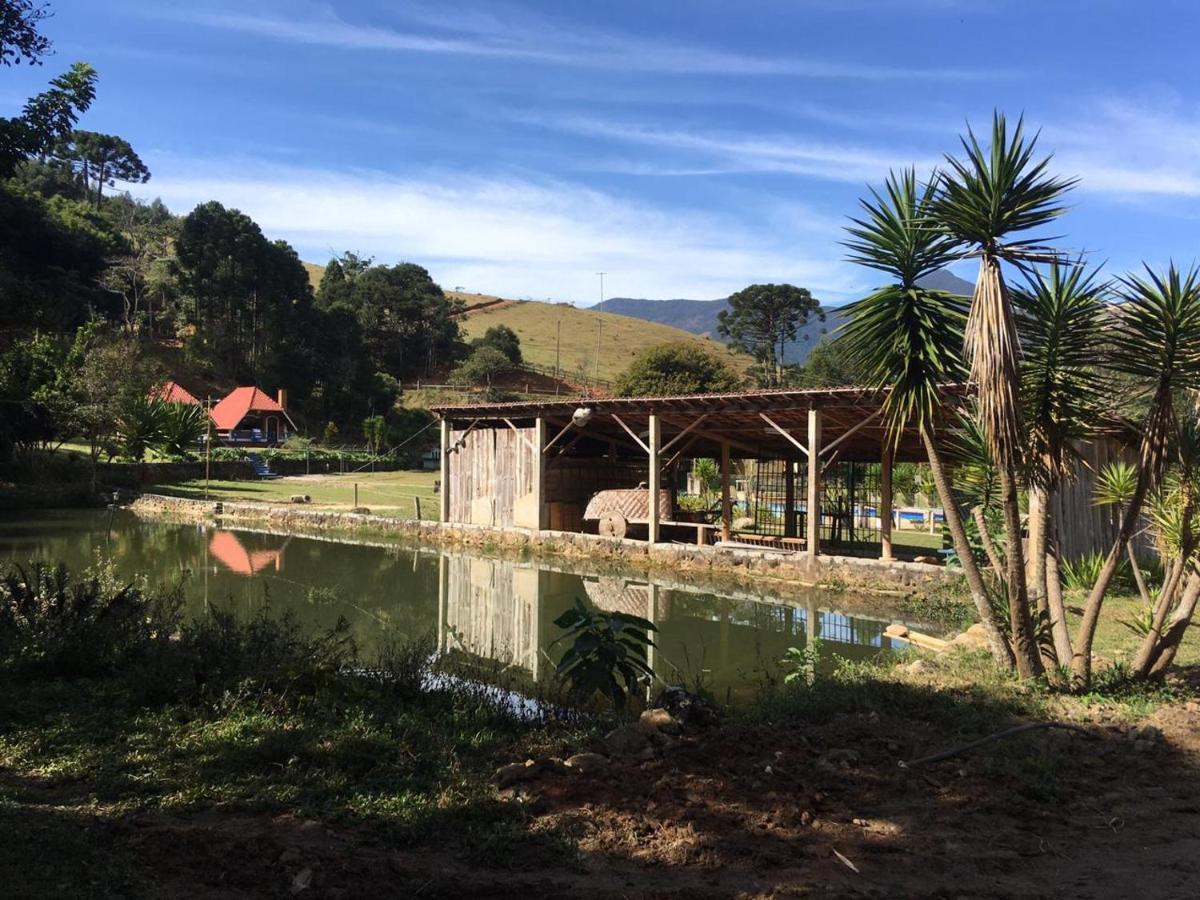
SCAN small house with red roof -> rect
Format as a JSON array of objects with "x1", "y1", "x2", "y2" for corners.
[
  {"x1": 210, "y1": 387, "x2": 296, "y2": 446},
  {"x1": 152, "y1": 380, "x2": 202, "y2": 406}
]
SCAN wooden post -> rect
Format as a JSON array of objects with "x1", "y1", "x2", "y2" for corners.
[
  {"x1": 880, "y1": 439, "x2": 894, "y2": 560},
  {"x1": 806, "y1": 407, "x2": 822, "y2": 559},
  {"x1": 439, "y1": 418, "x2": 451, "y2": 523},
  {"x1": 645, "y1": 582, "x2": 659, "y2": 703},
  {"x1": 647, "y1": 413, "x2": 661, "y2": 544},
  {"x1": 437, "y1": 554, "x2": 448, "y2": 655},
  {"x1": 414, "y1": 496, "x2": 422, "y2": 520},
  {"x1": 204, "y1": 395, "x2": 212, "y2": 501},
  {"x1": 784, "y1": 455, "x2": 797, "y2": 538},
  {"x1": 720, "y1": 441, "x2": 732, "y2": 542},
  {"x1": 533, "y1": 416, "x2": 547, "y2": 532},
  {"x1": 354, "y1": 482, "x2": 358, "y2": 508}
]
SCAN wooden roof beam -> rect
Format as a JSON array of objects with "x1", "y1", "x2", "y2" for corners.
[
  {"x1": 611, "y1": 414, "x2": 650, "y2": 454},
  {"x1": 759, "y1": 413, "x2": 808, "y2": 457}
]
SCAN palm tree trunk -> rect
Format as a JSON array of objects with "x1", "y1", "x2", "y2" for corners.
[
  {"x1": 1027, "y1": 484, "x2": 1050, "y2": 616},
  {"x1": 1133, "y1": 505, "x2": 1197, "y2": 676},
  {"x1": 1027, "y1": 485, "x2": 1059, "y2": 670},
  {"x1": 1147, "y1": 567, "x2": 1200, "y2": 677},
  {"x1": 1045, "y1": 510, "x2": 1073, "y2": 664},
  {"x1": 921, "y1": 424, "x2": 1014, "y2": 668},
  {"x1": 1000, "y1": 463, "x2": 1043, "y2": 677},
  {"x1": 1070, "y1": 465, "x2": 1153, "y2": 690},
  {"x1": 1127, "y1": 544, "x2": 1156, "y2": 609},
  {"x1": 972, "y1": 505, "x2": 1005, "y2": 576}
]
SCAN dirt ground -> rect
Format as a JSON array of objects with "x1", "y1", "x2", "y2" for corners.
[{"x1": 25, "y1": 690, "x2": 1199, "y2": 899}]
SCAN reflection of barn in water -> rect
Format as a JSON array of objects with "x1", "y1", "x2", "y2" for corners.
[{"x1": 437, "y1": 553, "x2": 897, "y2": 694}]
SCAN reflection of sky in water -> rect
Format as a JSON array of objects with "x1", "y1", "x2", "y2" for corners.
[{"x1": 1, "y1": 509, "x2": 917, "y2": 696}]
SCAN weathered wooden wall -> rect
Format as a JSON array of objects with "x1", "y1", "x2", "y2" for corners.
[
  {"x1": 447, "y1": 424, "x2": 537, "y2": 527},
  {"x1": 1054, "y1": 437, "x2": 1153, "y2": 561}
]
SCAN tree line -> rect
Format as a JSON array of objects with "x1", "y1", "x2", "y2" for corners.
[{"x1": 0, "y1": 4, "x2": 510, "y2": 463}]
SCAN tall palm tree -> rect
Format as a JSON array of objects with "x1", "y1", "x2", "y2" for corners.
[
  {"x1": 842, "y1": 168, "x2": 1012, "y2": 666},
  {"x1": 934, "y1": 113, "x2": 1077, "y2": 678},
  {"x1": 1012, "y1": 261, "x2": 1108, "y2": 665},
  {"x1": 1071, "y1": 263, "x2": 1200, "y2": 688}
]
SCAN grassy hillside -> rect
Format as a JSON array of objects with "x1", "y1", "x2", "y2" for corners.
[
  {"x1": 301, "y1": 261, "x2": 753, "y2": 385},
  {"x1": 303, "y1": 261, "x2": 325, "y2": 292},
  {"x1": 459, "y1": 299, "x2": 752, "y2": 385}
]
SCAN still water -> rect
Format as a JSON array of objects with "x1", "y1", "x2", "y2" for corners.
[{"x1": 0, "y1": 509, "x2": 918, "y2": 697}]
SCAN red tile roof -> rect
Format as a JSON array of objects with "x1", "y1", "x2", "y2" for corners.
[
  {"x1": 209, "y1": 531, "x2": 282, "y2": 576},
  {"x1": 210, "y1": 386, "x2": 286, "y2": 431},
  {"x1": 152, "y1": 380, "x2": 201, "y2": 406}
]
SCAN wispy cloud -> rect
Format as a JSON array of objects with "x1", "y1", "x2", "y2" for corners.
[
  {"x1": 136, "y1": 157, "x2": 864, "y2": 303},
  {"x1": 1053, "y1": 99, "x2": 1200, "y2": 199},
  {"x1": 524, "y1": 115, "x2": 939, "y2": 184},
  {"x1": 169, "y1": 3, "x2": 1005, "y2": 82}
]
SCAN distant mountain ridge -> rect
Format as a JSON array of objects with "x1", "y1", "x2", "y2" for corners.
[{"x1": 595, "y1": 270, "x2": 975, "y2": 365}]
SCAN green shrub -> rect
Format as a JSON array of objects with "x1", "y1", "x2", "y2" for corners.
[
  {"x1": 134, "y1": 606, "x2": 356, "y2": 706},
  {"x1": 0, "y1": 562, "x2": 181, "y2": 679}
]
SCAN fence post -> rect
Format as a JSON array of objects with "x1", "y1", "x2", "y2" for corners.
[
  {"x1": 414, "y1": 496, "x2": 422, "y2": 520},
  {"x1": 354, "y1": 482, "x2": 359, "y2": 508}
]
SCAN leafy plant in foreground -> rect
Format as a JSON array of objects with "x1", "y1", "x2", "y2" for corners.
[
  {"x1": 551, "y1": 598, "x2": 656, "y2": 709},
  {"x1": 781, "y1": 638, "x2": 823, "y2": 687}
]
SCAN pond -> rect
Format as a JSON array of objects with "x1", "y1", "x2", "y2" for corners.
[{"x1": 0, "y1": 509, "x2": 923, "y2": 699}]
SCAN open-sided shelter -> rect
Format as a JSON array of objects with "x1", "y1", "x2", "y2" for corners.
[{"x1": 431, "y1": 386, "x2": 1142, "y2": 563}]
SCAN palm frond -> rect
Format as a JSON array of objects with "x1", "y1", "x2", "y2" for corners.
[
  {"x1": 843, "y1": 168, "x2": 960, "y2": 283},
  {"x1": 1111, "y1": 263, "x2": 1200, "y2": 474},
  {"x1": 945, "y1": 405, "x2": 1000, "y2": 510},
  {"x1": 1013, "y1": 260, "x2": 1110, "y2": 484},
  {"x1": 1093, "y1": 461, "x2": 1138, "y2": 508},
  {"x1": 933, "y1": 111, "x2": 1077, "y2": 258},
  {"x1": 964, "y1": 256, "x2": 1024, "y2": 465},
  {"x1": 840, "y1": 168, "x2": 968, "y2": 440}
]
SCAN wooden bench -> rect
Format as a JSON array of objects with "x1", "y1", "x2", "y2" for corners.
[
  {"x1": 727, "y1": 533, "x2": 806, "y2": 552},
  {"x1": 662, "y1": 520, "x2": 719, "y2": 546}
]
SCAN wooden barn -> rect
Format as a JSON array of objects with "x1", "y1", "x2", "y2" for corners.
[{"x1": 432, "y1": 387, "x2": 1140, "y2": 564}]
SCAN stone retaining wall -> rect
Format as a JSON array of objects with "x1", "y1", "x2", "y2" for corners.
[{"x1": 130, "y1": 493, "x2": 956, "y2": 596}]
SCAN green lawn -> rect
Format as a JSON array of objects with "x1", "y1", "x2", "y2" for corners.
[{"x1": 155, "y1": 469, "x2": 440, "y2": 519}]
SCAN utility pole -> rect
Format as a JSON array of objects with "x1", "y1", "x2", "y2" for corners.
[
  {"x1": 554, "y1": 318, "x2": 561, "y2": 379},
  {"x1": 204, "y1": 395, "x2": 212, "y2": 501},
  {"x1": 594, "y1": 272, "x2": 606, "y2": 387}
]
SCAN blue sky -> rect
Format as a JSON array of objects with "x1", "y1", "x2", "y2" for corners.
[{"x1": 5, "y1": 0, "x2": 1200, "y2": 305}]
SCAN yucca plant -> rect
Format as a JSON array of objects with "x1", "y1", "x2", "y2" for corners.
[
  {"x1": 1072, "y1": 264, "x2": 1200, "y2": 688},
  {"x1": 116, "y1": 395, "x2": 168, "y2": 462},
  {"x1": 933, "y1": 112, "x2": 1077, "y2": 678},
  {"x1": 946, "y1": 405, "x2": 1005, "y2": 570},
  {"x1": 1131, "y1": 415, "x2": 1200, "y2": 677},
  {"x1": 157, "y1": 401, "x2": 209, "y2": 458},
  {"x1": 1013, "y1": 261, "x2": 1108, "y2": 664},
  {"x1": 1061, "y1": 551, "x2": 1105, "y2": 594},
  {"x1": 841, "y1": 168, "x2": 1012, "y2": 666}
]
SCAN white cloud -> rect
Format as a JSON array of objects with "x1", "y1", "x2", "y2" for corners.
[
  {"x1": 527, "y1": 115, "x2": 941, "y2": 184},
  {"x1": 1052, "y1": 99, "x2": 1200, "y2": 199},
  {"x1": 137, "y1": 157, "x2": 863, "y2": 304},
  {"x1": 170, "y1": 3, "x2": 1005, "y2": 82}
]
